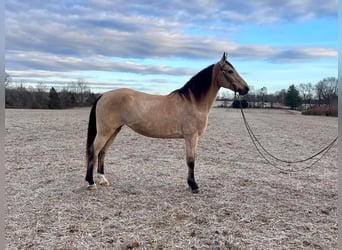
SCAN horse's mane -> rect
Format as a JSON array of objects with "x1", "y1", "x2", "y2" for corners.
[{"x1": 170, "y1": 64, "x2": 214, "y2": 101}]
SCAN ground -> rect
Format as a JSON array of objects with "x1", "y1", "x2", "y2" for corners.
[{"x1": 5, "y1": 108, "x2": 338, "y2": 249}]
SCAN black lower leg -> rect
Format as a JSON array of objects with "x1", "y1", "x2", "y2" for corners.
[
  {"x1": 97, "y1": 151, "x2": 105, "y2": 175},
  {"x1": 85, "y1": 162, "x2": 95, "y2": 186},
  {"x1": 187, "y1": 161, "x2": 199, "y2": 193},
  {"x1": 97, "y1": 164, "x2": 104, "y2": 175},
  {"x1": 86, "y1": 146, "x2": 95, "y2": 185}
]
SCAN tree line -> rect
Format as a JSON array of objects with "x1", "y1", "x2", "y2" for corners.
[
  {"x1": 5, "y1": 74, "x2": 338, "y2": 112},
  {"x1": 218, "y1": 76, "x2": 338, "y2": 111},
  {"x1": 5, "y1": 78, "x2": 99, "y2": 109}
]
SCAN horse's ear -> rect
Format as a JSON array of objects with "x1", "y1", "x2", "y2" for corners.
[{"x1": 220, "y1": 52, "x2": 226, "y2": 66}]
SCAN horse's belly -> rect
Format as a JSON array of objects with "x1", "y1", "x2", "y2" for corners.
[{"x1": 128, "y1": 121, "x2": 183, "y2": 139}]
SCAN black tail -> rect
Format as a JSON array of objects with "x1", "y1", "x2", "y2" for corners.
[{"x1": 86, "y1": 95, "x2": 102, "y2": 161}]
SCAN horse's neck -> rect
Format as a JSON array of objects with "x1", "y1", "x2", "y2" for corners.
[
  {"x1": 197, "y1": 66, "x2": 220, "y2": 112},
  {"x1": 197, "y1": 82, "x2": 220, "y2": 113}
]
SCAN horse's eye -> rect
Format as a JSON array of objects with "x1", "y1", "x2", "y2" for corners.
[{"x1": 228, "y1": 70, "x2": 234, "y2": 74}]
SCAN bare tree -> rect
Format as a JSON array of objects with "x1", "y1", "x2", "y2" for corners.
[
  {"x1": 67, "y1": 81, "x2": 78, "y2": 93},
  {"x1": 34, "y1": 82, "x2": 49, "y2": 108},
  {"x1": 36, "y1": 81, "x2": 47, "y2": 92},
  {"x1": 76, "y1": 79, "x2": 89, "y2": 103},
  {"x1": 217, "y1": 90, "x2": 232, "y2": 107},
  {"x1": 305, "y1": 83, "x2": 315, "y2": 107},
  {"x1": 5, "y1": 72, "x2": 11, "y2": 88},
  {"x1": 258, "y1": 86, "x2": 267, "y2": 108},
  {"x1": 298, "y1": 83, "x2": 314, "y2": 109},
  {"x1": 275, "y1": 89, "x2": 287, "y2": 106},
  {"x1": 315, "y1": 77, "x2": 338, "y2": 107}
]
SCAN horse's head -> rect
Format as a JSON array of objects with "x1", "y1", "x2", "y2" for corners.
[{"x1": 215, "y1": 52, "x2": 249, "y2": 95}]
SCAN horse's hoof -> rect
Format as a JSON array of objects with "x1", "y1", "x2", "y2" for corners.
[
  {"x1": 87, "y1": 184, "x2": 97, "y2": 190},
  {"x1": 100, "y1": 181, "x2": 110, "y2": 187},
  {"x1": 191, "y1": 188, "x2": 200, "y2": 194}
]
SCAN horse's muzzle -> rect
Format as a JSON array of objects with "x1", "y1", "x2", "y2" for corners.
[{"x1": 238, "y1": 87, "x2": 249, "y2": 96}]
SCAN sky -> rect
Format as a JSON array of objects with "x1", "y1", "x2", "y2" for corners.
[{"x1": 5, "y1": 0, "x2": 338, "y2": 95}]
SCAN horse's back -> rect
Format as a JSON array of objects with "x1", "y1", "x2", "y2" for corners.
[{"x1": 98, "y1": 88, "x2": 168, "y2": 114}]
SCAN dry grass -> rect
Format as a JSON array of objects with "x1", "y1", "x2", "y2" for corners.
[
  {"x1": 302, "y1": 107, "x2": 338, "y2": 117},
  {"x1": 5, "y1": 108, "x2": 338, "y2": 249}
]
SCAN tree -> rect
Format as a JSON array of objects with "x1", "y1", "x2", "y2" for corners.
[
  {"x1": 274, "y1": 89, "x2": 287, "y2": 106},
  {"x1": 245, "y1": 85, "x2": 257, "y2": 108},
  {"x1": 217, "y1": 90, "x2": 232, "y2": 107},
  {"x1": 268, "y1": 93, "x2": 276, "y2": 108},
  {"x1": 285, "y1": 85, "x2": 302, "y2": 110},
  {"x1": 84, "y1": 91, "x2": 98, "y2": 106},
  {"x1": 298, "y1": 83, "x2": 314, "y2": 109},
  {"x1": 5, "y1": 72, "x2": 11, "y2": 88},
  {"x1": 48, "y1": 87, "x2": 61, "y2": 109},
  {"x1": 232, "y1": 99, "x2": 248, "y2": 109},
  {"x1": 259, "y1": 87, "x2": 267, "y2": 108},
  {"x1": 33, "y1": 82, "x2": 49, "y2": 108},
  {"x1": 315, "y1": 77, "x2": 338, "y2": 107},
  {"x1": 16, "y1": 83, "x2": 33, "y2": 108},
  {"x1": 76, "y1": 79, "x2": 89, "y2": 104}
]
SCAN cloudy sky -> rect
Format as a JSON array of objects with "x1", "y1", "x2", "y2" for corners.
[{"x1": 5, "y1": 0, "x2": 338, "y2": 94}]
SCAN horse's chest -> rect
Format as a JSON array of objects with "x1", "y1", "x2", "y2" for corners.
[
  {"x1": 182, "y1": 112, "x2": 208, "y2": 136},
  {"x1": 197, "y1": 115, "x2": 208, "y2": 136}
]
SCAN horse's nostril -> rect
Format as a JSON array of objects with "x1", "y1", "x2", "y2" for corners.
[{"x1": 239, "y1": 88, "x2": 249, "y2": 95}]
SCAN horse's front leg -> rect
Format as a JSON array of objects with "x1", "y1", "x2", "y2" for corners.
[{"x1": 185, "y1": 134, "x2": 199, "y2": 193}]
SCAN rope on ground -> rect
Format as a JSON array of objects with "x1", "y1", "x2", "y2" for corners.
[{"x1": 239, "y1": 106, "x2": 338, "y2": 173}]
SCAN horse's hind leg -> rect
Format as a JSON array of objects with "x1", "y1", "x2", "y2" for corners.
[
  {"x1": 185, "y1": 134, "x2": 199, "y2": 193},
  {"x1": 86, "y1": 134, "x2": 110, "y2": 189},
  {"x1": 97, "y1": 126, "x2": 122, "y2": 186}
]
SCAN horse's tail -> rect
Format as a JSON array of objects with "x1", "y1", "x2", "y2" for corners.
[{"x1": 86, "y1": 95, "x2": 102, "y2": 162}]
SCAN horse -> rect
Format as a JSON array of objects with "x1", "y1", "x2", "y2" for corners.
[{"x1": 85, "y1": 53, "x2": 249, "y2": 193}]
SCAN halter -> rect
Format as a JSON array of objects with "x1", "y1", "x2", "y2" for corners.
[
  {"x1": 221, "y1": 69, "x2": 234, "y2": 76},
  {"x1": 219, "y1": 61, "x2": 234, "y2": 78},
  {"x1": 219, "y1": 62, "x2": 237, "y2": 93}
]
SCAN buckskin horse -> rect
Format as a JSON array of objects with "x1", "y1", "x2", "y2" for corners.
[{"x1": 85, "y1": 53, "x2": 249, "y2": 193}]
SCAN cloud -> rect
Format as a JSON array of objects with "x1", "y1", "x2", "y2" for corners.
[
  {"x1": 223, "y1": 0, "x2": 337, "y2": 23},
  {"x1": 84, "y1": 0, "x2": 337, "y2": 24},
  {"x1": 6, "y1": 51, "x2": 196, "y2": 77},
  {"x1": 5, "y1": 0, "x2": 338, "y2": 86},
  {"x1": 269, "y1": 47, "x2": 338, "y2": 63}
]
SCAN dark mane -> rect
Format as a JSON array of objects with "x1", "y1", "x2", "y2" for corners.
[{"x1": 170, "y1": 64, "x2": 214, "y2": 101}]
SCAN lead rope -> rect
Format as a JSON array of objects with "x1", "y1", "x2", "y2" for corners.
[{"x1": 237, "y1": 99, "x2": 338, "y2": 173}]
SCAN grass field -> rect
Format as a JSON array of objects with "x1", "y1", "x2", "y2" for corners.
[{"x1": 5, "y1": 108, "x2": 338, "y2": 249}]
